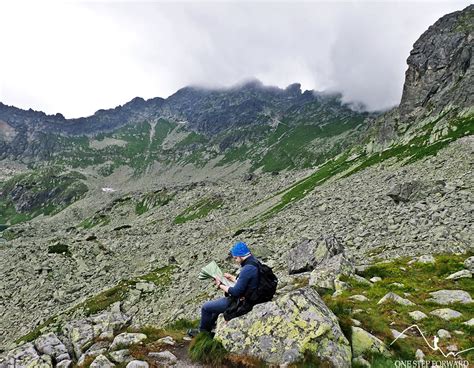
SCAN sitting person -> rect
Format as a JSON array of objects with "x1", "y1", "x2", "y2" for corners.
[{"x1": 188, "y1": 241, "x2": 259, "y2": 336}]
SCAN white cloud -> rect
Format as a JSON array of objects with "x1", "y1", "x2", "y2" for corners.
[{"x1": 0, "y1": 0, "x2": 471, "y2": 118}]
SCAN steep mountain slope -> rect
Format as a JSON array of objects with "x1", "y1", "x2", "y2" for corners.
[{"x1": 0, "y1": 83, "x2": 370, "y2": 227}]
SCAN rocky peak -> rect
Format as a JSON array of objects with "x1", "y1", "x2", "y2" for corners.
[{"x1": 399, "y1": 4, "x2": 473, "y2": 120}]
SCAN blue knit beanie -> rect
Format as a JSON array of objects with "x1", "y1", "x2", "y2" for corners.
[{"x1": 230, "y1": 241, "x2": 251, "y2": 257}]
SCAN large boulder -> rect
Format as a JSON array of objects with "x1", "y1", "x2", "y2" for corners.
[
  {"x1": 287, "y1": 235, "x2": 344, "y2": 275},
  {"x1": 427, "y1": 290, "x2": 473, "y2": 305},
  {"x1": 215, "y1": 287, "x2": 351, "y2": 367},
  {"x1": 61, "y1": 303, "x2": 131, "y2": 359},
  {"x1": 351, "y1": 327, "x2": 390, "y2": 358},
  {"x1": 34, "y1": 332, "x2": 70, "y2": 363},
  {"x1": 387, "y1": 181, "x2": 427, "y2": 203},
  {"x1": 0, "y1": 343, "x2": 53, "y2": 368},
  {"x1": 309, "y1": 253, "x2": 355, "y2": 289}
]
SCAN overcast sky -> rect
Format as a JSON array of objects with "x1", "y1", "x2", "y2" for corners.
[{"x1": 0, "y1": 1, "x2": 471, "y2": 118}]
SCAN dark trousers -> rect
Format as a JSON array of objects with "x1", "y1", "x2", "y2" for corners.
[{"x1": 199, "y1": 296, "x2": 232, "y2": 332}]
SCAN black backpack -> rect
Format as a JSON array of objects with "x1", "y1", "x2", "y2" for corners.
[
  {"x1": 223, "y1": 258, "x2": 278, "y2": 321},
  {"x1": 246, "y1": 259, "x2": 278, "y2": 304}
]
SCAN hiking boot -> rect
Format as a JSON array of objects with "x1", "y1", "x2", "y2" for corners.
[{"x1": 186, "y1": 328, "x2": 200, "y2": 337}]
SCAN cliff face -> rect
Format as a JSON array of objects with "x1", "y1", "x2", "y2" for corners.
[
  {"x1": 400, "y1": 4, "x2": 473, "y2": 120},
  {"x1": 371, "y1": 4, "x2": 473, "y2": 146}
]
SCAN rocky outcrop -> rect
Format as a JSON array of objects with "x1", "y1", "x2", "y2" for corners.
[
  {"x1": 426, "y1": 289, "x2": 473, "y2": 305},
  {"x1": 215, "y1": 287, "x2": 351, "y2": 367},
  {"x1": 309, "y1": 253, "x2": 355, "y2": 289},
  {"x1": 399, "y1": 5, "x2": 473, "y2": 120},
  {"x1": 370, "y1": 4, "x2": 473, "y2": 145},
  {"x1": 351, "y1": 327, "x2": 389, "y2": 358},
  {"x1": 287, "y1": 235, "x2": 344, "y2": 274}
]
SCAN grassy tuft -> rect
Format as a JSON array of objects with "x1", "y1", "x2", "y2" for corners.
[
  {"x1": 188, "y1": 332, "x2": 228, "y2": 366},
  {"x1": 174, "y1": 197, "x2": 223, "y2": 224}
]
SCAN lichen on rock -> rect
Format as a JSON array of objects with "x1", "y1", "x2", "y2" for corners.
[{"x1": 214, "y1": 287, "x2": 351, "y2": 366}]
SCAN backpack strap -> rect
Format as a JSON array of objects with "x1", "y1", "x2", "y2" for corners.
[{"x1": 242, "y1": 258, "x2": 261, "y2": 301}]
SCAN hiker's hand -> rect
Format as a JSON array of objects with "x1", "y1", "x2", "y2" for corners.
[
  {"x1": 224, "y1": 273, "x2": 236, "y2": 282},
  {"x1": 214, "y1": 277, "x2": 222, "y2": 287}
]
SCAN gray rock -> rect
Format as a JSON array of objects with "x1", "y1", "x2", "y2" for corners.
[
  {"x1": 126, "y1": 360, "x2": 149, "y2": 368},
  {"x1": 415, "y1": 349, "x2": 425, "y2": 361},
  {"x1": 109, "y1": 349, "x2": 132, "y2": 364},
  {"x1": 377, "y1": 292, "x2": 415, "y2": 306},
  {"x1": 148, "y1": 351, "x2": 178, "y2": 364},
  {"x1": 309, "y1": 253, "x2": 354, "y2": 289},
  {"x1": 34, "y1": 332, "x2": 69, "y2": 361},
  {"x1": 427, "y1": 290, "x2": 473, "y2": 305},
  {"x1": 351, "y1": 327, "x2": 389, "y2": 358},
  {"x1": 445, "y1": 270, "x2": 472, "y2": 280},
  {"x1": 349, "y1": 295, "x2": 369, "y2": 302},
  {"x1": 429, "y1": 308, "x2": 462, "y2": 320},
  {"x1": 157, "y1": 336, "x2": 176, "y2": 346},
  {"x1": 215, "y1": 287, "x2": 351, "y2": 367},
  {"x1": 411, "y1": 255, "x2": 435, "y2": 264},
  {"x1": 409, "y1": 311, "x2": 427, "y2": 321},
  {"x1": 350, "y1": 274, "x2": 372, "y2": 286},
  {"x1": 110, "y1": 333, "x2": 147, "y2": 350},
  {"x1": 135, "y1": 282, "x2": 156, "y2": 293},
  {"x1": 387, "y1": 181, "x2": 426, "y2": 203},
  {"x1": 391, "y1": 329, "x2": 407, "y2": 339},
  {"x1": 62, "y1": 306, "x2": 131, "y2": 359},
  {"x1": 437, "y1": 329, "x2": 451, "y2": 338},
  {"x1": 399, "y1": 5, "x2": 474, "y2": 120},
  {"x1": 287, "y1": 235, "x2": 344, "y2": 274},
  {"x1": 464, "y1": 256, "x2": 474, "y2": 271},
  {"x1": 0, "y1": 343, "x2": 52, "y2": 368},
  {"x1": 462, "y1": 318, "x2": 474, "y2": 327},
  {"x1": 369, "y1": 276, "x2": 382, "y2": 283},
  {"x1": 56, "y1": 360, "x2": 72, "y2": 368},
  {"x1": 90, "y1": 354, "x2": 115, "y2": 368}
]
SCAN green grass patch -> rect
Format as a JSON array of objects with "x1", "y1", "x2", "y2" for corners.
[
  {"x1": 324, "y1": 251, "x2": 474, "y2": 362},
  {"x1": 135, "y1": 190, "x2": 175, "y2": 215},
  {"x1": 48, "y1": 242, "x2": 71, "y2": 256},
  {"x1": 79, "y1": 213, "x2": 110, "y2": 229},
  {"x1": 139, "y1": 265, "x2": 176, "y2": 287},
  {"x1": 0, "y1": 168, "x2": 88, "y2": 225},
  {"x1": 188, "y1": 332, "x2": 228, "y2": 366},
  {"x1": 174, "y1": 197, "x2": 223, "y2": 224}
]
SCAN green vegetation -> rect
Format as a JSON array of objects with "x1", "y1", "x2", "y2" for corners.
[
  {"x1": 174, "y1": 196, "x2": 223, "y2": 224},
  {"x1": 48, "y1": 242, "x2": 71, "y2": 256},
  {"x1": 14, "y1": 317, "x2": 56, "y2": 344},
  {"x1": 175, "y1": 131, "x2": 209, "y2": 148},
  {"x1": 79, "y1": 213, "x2": 110, "y2": 229},
  {"x1": 249, "y1": 152, "x2": 354, "y2": 223},
  {"x1": 53, "y1": 119, "x2": 179, "y2": 175},
  {"x1": 322, "y1": 252, "x2": 474, "y2": 363},
  {"x1": 189, "y1": 332, "x2": 228, "y2": 366},
  {"x1": 346, "y1": 114, "x2": 474, "y2": 177},
  {"x1": 243, "y1": 114, "x2": 473, "y2": 226},
  {"x1": 252, "y1": 117, "x2": 363, "y2": 173},
  {"x1": 81, "y1": 281, "x2": 133, "y2": 316},
  {"x1": 0, "y1": 168, "x2": 88, "y2": 226},
  {"x1": 76, "y1": 265, "x2": 175, "y2": 316},
  {"x1": 135, "y1": 190, "x2": 175, "y2": 215},
  {"x1": 288, "y1": 350, "x2": 335, "y2": 368}
]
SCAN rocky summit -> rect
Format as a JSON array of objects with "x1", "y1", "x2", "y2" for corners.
[{"x1": 0, "y1": 4, "x2": 473, "y2": 368}]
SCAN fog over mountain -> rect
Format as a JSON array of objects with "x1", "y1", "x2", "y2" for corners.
[{"x1": 0, "y1": 0, "x2": 471, "y2": 118}]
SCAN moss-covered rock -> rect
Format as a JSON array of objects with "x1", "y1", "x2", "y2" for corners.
[
  {"x1": 351, "y1": 326, "x2": 390, "y2": 358},
  {"x1": 214, "y1": 287, "x2": 351, "y2": 366},
  {"x1": 309, "y1": 253, "x2": 355, "y2": 289}
]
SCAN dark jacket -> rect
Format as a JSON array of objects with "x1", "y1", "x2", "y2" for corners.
[
  {"x1": 223, "y1": 255, "x2": 261, "y2": 321},
  {"x1": 227, "y1": 255, "x2": 259, "y2": 298}
]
